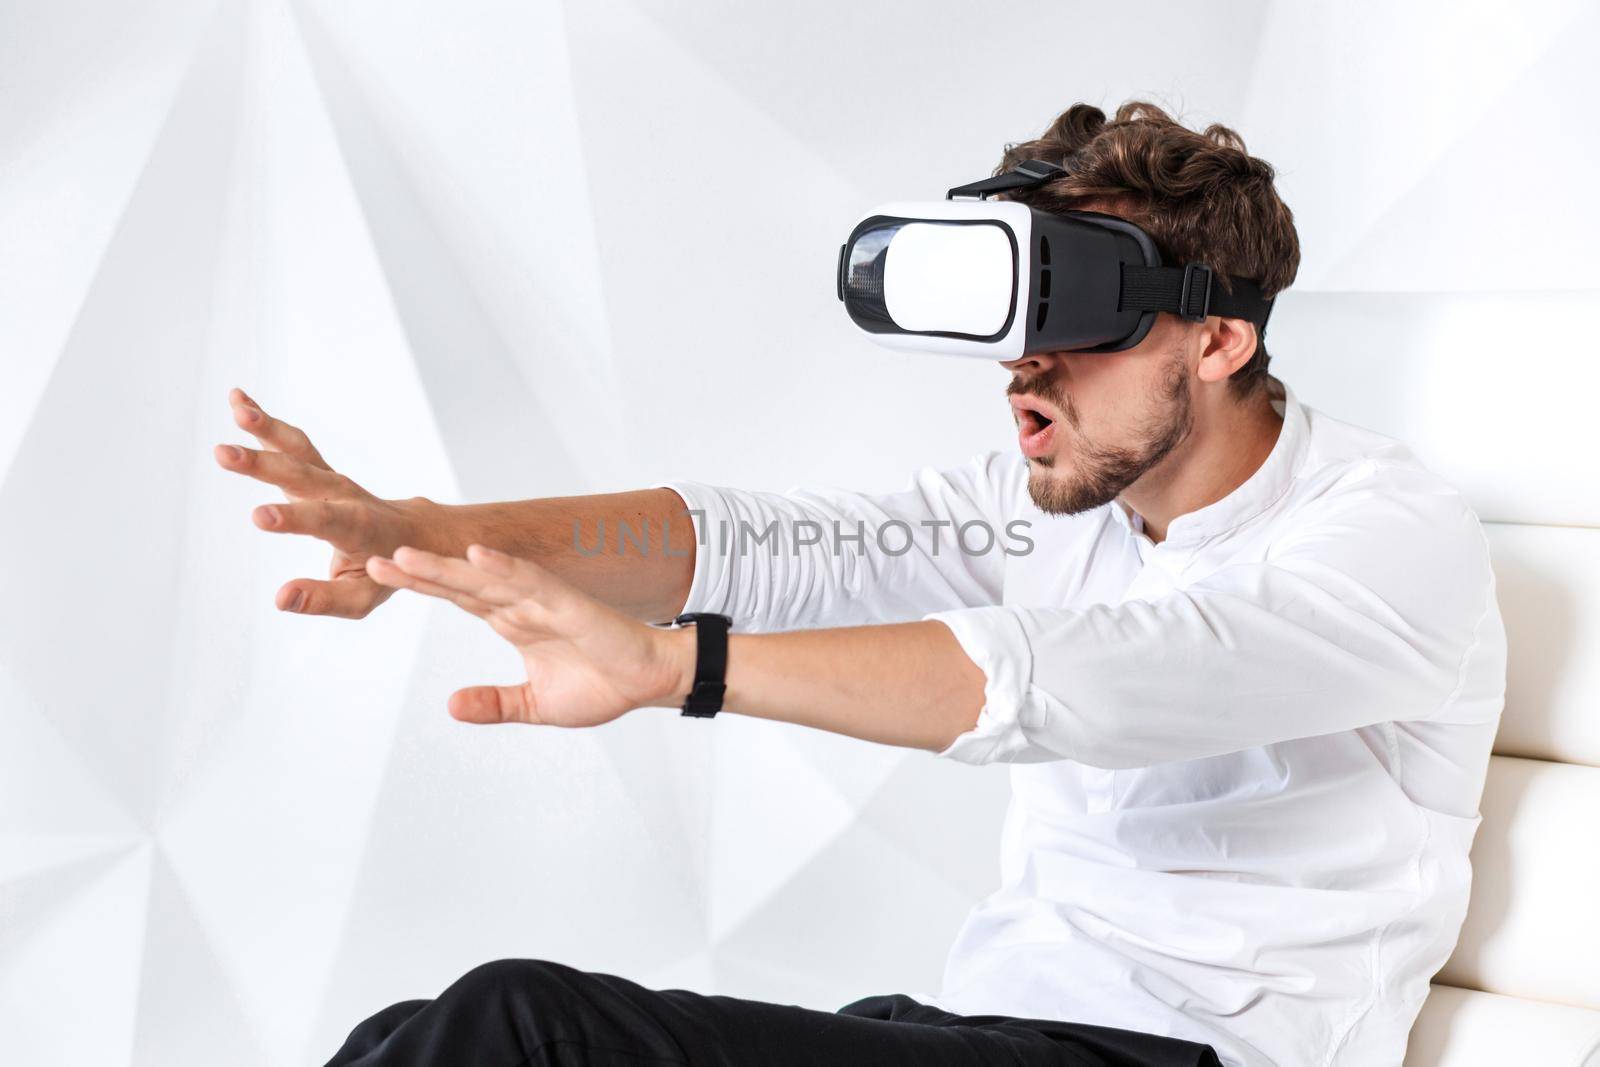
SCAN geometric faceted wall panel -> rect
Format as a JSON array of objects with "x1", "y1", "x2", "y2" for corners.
[{"x1": 1, "y1": 0, "x2": 1593, "y2": 1063}]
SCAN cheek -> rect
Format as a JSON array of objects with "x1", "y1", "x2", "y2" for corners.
[{"x1": 1061, "y1": 354, "x2": 1149, "y2": 435}]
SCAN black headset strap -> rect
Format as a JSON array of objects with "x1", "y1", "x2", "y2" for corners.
[
  {"x1": 946, "y1": 159, "x2": 1069, "y2": 200},
  {"x1": 1121, "y1": 263, "x2": 1275, "y2": 333}
]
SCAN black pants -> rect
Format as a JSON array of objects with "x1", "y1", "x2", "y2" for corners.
[{"x1": 325, "y1": 958, "x2": 1221, "y2": 1066}]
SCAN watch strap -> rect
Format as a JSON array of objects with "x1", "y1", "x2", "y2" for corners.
[{"x1": 674, "y1": 613, "x2": 731, "y2": 718}]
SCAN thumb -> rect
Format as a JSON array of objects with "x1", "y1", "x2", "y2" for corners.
[
  {"x1": 277, "y1": 576, "x2": 392, "y2": 618},
  {"x1": 449, "y1": 684, "x2": 533, "y2": 724}
]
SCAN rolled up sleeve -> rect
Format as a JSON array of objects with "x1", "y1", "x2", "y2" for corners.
[
  {"x1": 656, "y1": 454, "x2": 1021, "y2": 633},
  {"x1": 927, "y1": 606, "x2": 1062, "y2": 765},
  {"x1": 656, "y1": 481, "x2": 741, "y2": 620}
]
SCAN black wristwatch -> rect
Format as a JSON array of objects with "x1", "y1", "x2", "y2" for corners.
[{"x1": 674, "y1": 613, "x2": 732, "y2": 718}]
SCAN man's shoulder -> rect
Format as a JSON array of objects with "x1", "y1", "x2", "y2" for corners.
[
  {"x1": 1282, "y1": 402, "x2": 1488, "y2": 572},
  {"x1": 1295, "y1": 401, "x2": 1472, "y2": 512},
  {"x1": 1299, "y1": 402, "x2": 1422, "y2": 476},
  {"x1": 1277, "y1": 401, "x2": 1504, "y2": 701}
]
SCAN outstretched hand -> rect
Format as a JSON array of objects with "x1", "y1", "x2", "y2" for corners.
[
  {"x1": 215, "y1": 388, "x2": 439, "y2": 619},
  {"x1": 366, "y1": 544, "x2": 692, "y2": 726}
]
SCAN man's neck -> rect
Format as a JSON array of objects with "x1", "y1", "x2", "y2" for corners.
[{"x1": 1119, "y1": 385, "x2": 1285, "y2": 544}]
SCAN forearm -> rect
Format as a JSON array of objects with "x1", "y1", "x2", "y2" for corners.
[
  {"x1": 666, "y1": 620, "x2": 985, "y2": 751},
  {"x1": 414, "y1": 489, "x2": 695, "y2": 623}
]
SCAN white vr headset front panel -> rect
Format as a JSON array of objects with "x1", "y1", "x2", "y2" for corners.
[
  {"x1": 853, "y1": 200, "x2": 1033, "y2": 360},
  {"x1": 883, "y1": 223, "x2": 1013, "y2": 335}
]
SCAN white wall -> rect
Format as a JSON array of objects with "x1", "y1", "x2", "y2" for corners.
[{"x1": 0, "y1": 1, "x2": 1594, "y2": 1063}]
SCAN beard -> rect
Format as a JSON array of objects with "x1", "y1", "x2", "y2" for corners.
[{"x1": 1009, "y1": 350, "x2": 1194, "y2": 516}]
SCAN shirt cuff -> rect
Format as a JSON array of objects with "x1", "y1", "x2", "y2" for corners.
[
  {"x1": 925, "y1": 605, "x2": 1053, "y2": 765},
  {"x1": 653, "y1": 480, "x2": 736, "y2": 618}
]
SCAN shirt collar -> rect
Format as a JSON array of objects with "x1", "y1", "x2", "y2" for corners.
[{"x1": 1111, "y1": 377, "x2": 1308, "y2": 549}]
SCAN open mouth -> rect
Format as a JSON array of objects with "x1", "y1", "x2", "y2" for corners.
[
  {"x1": 1009, "y1": 395, "x2": 1061, "y2": 460},
  {"x1": 1016, "y1": 405, "x2": 1054, "y2": 436}
]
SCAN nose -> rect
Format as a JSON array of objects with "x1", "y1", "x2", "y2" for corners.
[{"x1": 999, "y1": 351, "x2": 1060, "y2": 375}]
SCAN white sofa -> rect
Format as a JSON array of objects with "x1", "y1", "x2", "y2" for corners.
[
  {"x1": 1271, "y1": 294, "x2": 1600, "y2": 1066},
  {"x1": 1402, "y1": 526, "x2": 1600, "y2": 1065}
]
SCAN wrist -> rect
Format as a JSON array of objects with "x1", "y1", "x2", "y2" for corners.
[
  {"x1": 393, "y1": 495, "x2": 461, "y2": 556},
  {"x1": 656, "y1": 625, "x2": 699, "y2": 708}
]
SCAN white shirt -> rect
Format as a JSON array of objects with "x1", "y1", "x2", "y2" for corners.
[{"x1": 663, "y1": 380, "x2": 1506, "y2": 1066}]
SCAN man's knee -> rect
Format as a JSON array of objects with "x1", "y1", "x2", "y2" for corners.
[
  {"x1": 442, "y1": 959, "x2": 663, "y2": 1055},
  {"x1": 450, "y1": 957, "x2": 574, "y2": 1004}
]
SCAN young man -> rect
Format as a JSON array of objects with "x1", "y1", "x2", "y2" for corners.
[{"x1": 216, "y1": 102, "x2": 1505, "y2": 1067}]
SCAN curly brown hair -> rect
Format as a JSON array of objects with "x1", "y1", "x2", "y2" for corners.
[{"x1": 995, "y1": 101, "x2": 1300, "y2": 397}]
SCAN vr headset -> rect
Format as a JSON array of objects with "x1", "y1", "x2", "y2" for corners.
[{"x1": 837, "y1": 159, "x2": 1275, "y2": 359}]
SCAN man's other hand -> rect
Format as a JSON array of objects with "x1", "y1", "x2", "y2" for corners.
[
  {"x1": 365, "y1": 544, "x2": 691, "y2": 727},
  {"x1": 214, "y1": 387, "x2": 440, "y2": 620}
]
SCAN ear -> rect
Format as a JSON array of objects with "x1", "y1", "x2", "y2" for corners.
[{"x1": 1194, "y1": 316, "x2": 1259, "y2": 385}]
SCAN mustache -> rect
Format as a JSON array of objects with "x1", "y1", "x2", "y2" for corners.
[{"x1": 1006, "y1": 374, "x2": 1059, "y2": 401}]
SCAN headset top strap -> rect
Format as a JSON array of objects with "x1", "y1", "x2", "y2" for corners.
[{"x1": 946, "y1": 159, "x2": 1067, "y2": 200}]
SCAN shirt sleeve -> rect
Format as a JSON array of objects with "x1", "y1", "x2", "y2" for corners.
[
  {"x1": 656, "y1": 452, "x2": 1024, "y2": 632},
  {"x1": 928, "y1": 462, "x2": 1505, "y2": 767}
]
